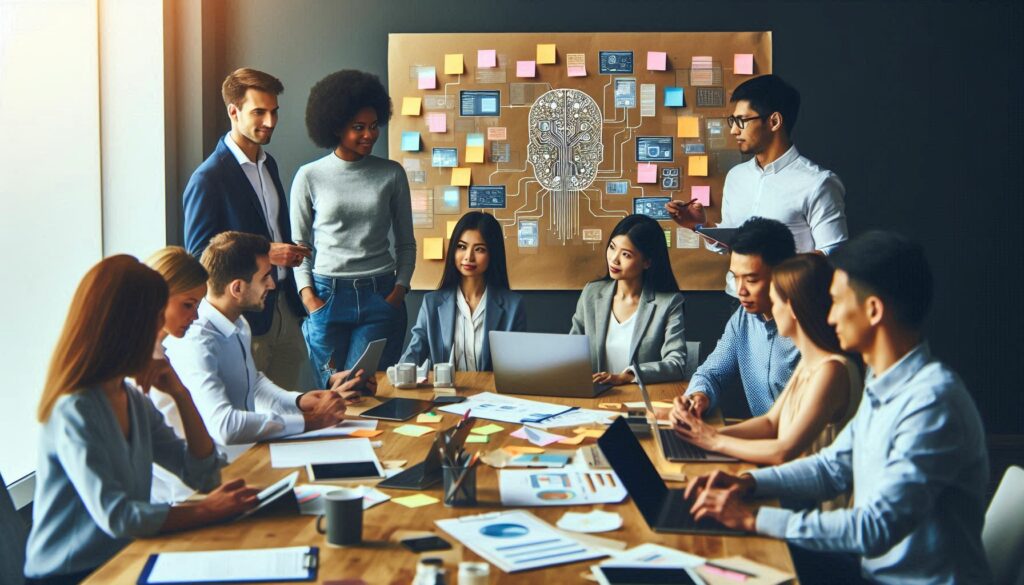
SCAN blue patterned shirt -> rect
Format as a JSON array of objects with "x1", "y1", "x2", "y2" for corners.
[
  {"x1": 749, "y1": 344, "x2": 992, "y2": 584},
  {"x1": 685, "y1": 307, "x2": 799, "y2": 416}
]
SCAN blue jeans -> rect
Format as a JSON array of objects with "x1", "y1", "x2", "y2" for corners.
[{"x1": 301, "y1": 273, "x2": 407, "y2": 387}]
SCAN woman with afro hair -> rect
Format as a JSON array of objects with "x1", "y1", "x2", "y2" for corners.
[{"x1": 291, "y1": 70, "x2": 415, "y2": 386}]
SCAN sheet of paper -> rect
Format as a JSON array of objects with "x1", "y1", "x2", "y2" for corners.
[
  {"x1": 401, "y1": 96, "x2": 422, "y2": 116},
  {"x1": 426, "y1": 112, "x2": 446, "y2": 133},
  {"x1": 446, "y1": 220, "x2": 458, "y2": 238},
  {"x1": 436, "y1": 510, "x2": 606, "y2": 573},
  {"x1": 691, "y1": 185, "x2": 711, "y2": 206},
  {"x1": 465, "y1": 434, "x2": 489, "y2": 444},
  {"x1": 294, "y1": 484, "x2": 390, "y2": 515},
  {"x1": 525, "y1": 408, "x2": 614, "y2": 430},
  {"x1": 511, "y1": 426, "x2": 567, "y2": 447},
  {"x1": 400, "y1": 131, "x2": 420, "y2": 151},
  {"x1": 499, "y1": 469, "x2": 627, "y2": 507},
  {"x1": 393, "y1": 493, "x2": 439, "y2": 508},
  {"x1": 734, "y1": 53, "x2": 754, "y2": 75},
  {"x1": 144, "y1": 546, "x2": 313, "y2": 583},
  {"x1": 567, "y1": 53, "x2": 587, "y2": 77},
  {"x1": 664, "y1": 86, "x2": 685, "y2": 107},
  {"x1": 423, "y1": 237, "x2": 444, "y2": 260},
  {"x1": 269, "y1": 438, "x2": 378, "y2": 468},
  {"x1": 677, "y1": 227, "x2": 700, "y2": 249},
  {"x1": 451, "y1": 167, "x2": 471, "y2": 186},
  {"x1": 516, "y1": 60, "x2": 536, "y2": 78},
  {"x1": 603, "y1": 542, "x2": 704, "y2": 569},
  {"x1": 416, "y1": 412, "x2": 443, "y2": 424},
  {"x1": 477, "y1": 49, "x2": 496, "y2": 68},
  {"x1": 678, "y1": 116, "x2": 700, "y2": 138},
  {"x1": 444, "y1": 53, "x2": 464, "y2": 75},
  {"x1": 471, "y1": 423, "x2": 505, "y2": 435},
  {"x1": 417, "y1": 67, "x2": 436, "y2": 89},
  {"x1": 486, "y1": 126, "x2": 507, "y2": 140},
  {"x1": 280, "y1": 419, "x2": 378, "y2": 441},
  {"x1": 696, "y1": 556, "x2": 794, "y2": 585},
  {"x1": 465, "y1": 145, "x2": 484, "y2": 163},
  {"x1": 638, "y1": 163, "x2": 658, "y2": 184},
  {"x1": 437, "y1": 392, "x2": 575, "y2": 425},
  {"x1": 536, "y1": 43, "x2": 556, "y2": 64},
  {"x1": 623, "y1": 401, "x2": 673, "y2": 410},
  {"x1": 688, "y1": 155, "x2": 709, "y2": 176},
  {"x1": 393, "y1": 424, "x2": 435, "y2": 437},
  {"x1": 647, "y1": 51, "x2": 667, "y2": 71}
]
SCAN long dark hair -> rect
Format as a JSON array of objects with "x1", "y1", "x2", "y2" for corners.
[
  {"x1": 771, "y1": 254, "x2": 842, "y2": 354},
  {"x1": 438, "y1": 212, "x2": 511, "y2": 290},
  {"x1": 601, "y1": 214, "x2": 678, "y2": 293}
]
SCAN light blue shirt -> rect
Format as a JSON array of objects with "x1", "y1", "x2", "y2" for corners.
[
  {"x1": 24, "y1": 383, "x2": 222, "y2": 578},
  {"x1": 749, "y1": 343, "x2": 992, "y2": 584},
  {"x1": 685, "y1": 307, "x2": 799, "y2": 416},
  {"x1": 164, "y1": 300, "x2": 305, "y2": 447}
]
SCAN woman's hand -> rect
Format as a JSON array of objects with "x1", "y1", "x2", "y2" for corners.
[
  {"x1": 197, "y1": 479, "x2": 259, "y2": 522},
  {"x1": 592, "y1": 371, "x2": 634, "y2": 386},
  {"x1": 384, "y1": 285, "x2": 407, "y2": 309},
  {"x1": 136, "y1": 358, "x2": 189, "y2": 399},
  {"x1": 671, "y1": 408, "x2": 720, "y2": 451}
]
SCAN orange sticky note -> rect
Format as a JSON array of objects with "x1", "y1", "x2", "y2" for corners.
[
  {"x1": 349, "y1": 429, "x2": 384, "y2": 438},
  {"x1": 558, "y1": 434, "x2": 588, "y2": 446},
  {"x1": 678, "y1": 116, "x2": 700, "y2": 138},
  {"x1": 598, "y1": 402, "x2": 623, "y2": 410},
  {"x1": 465, "y1": 145, "x2": 485, "y2": 164},
  {"x1": 444, "y1": 54, "x2": 464, "y2": 75},
  {"x1": 423, "y1": 237, "x2": 444, "y2": 260},
  {"x1": 451, "y1": 167, "x2": 471, "y2": 186},
  {"x1": 537, "y1": 43, "x2": 556, "y2": 64},
  {"x1": 401, "y1": 97, "x2": 422, "y2": 116},
  {"x1": 503, "y1": 446, "x2": 545, "y2": 456},
  {"x1": 688, "y1": 155, "x2": 709, "y2": 177}
]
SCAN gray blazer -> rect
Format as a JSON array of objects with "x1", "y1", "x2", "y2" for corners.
[{"x1": 570, "y1": 279, "x2": 687, "y2": 383}]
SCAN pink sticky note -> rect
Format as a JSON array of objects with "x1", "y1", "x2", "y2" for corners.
[
  {"x1": 418, "y1": 72, "x2": 436, "y2": 90},
  {"x1": 427, "y1": 112, "x2": 446, "y2": 133},
  {"x1": 691, "y1": 185, "x2": 711, "y2": 206},
  {"x1": 734, "y1": 53, "x2": 754, "y2": 75},
  {"x1": 516, "y1": 60, "x2": 537, "y2": 78},
  {"x1": 647, "y1": 51, "x2": 667, "y2": 71},
  {"x1": 478, "y1": 49, "x2": 497, "y2": 68},
  {"x1": 638, "y1": 163, "x2": 658, "y2": 184},
  {"x1": 511, "y1": 427, "x2": 567, "y2": 447},
  {"x1": 568, "y1": 66, "x2": 587, "y2": 77}
]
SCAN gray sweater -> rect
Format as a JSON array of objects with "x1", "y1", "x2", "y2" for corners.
[{"x1": 290, "y1": 153, "x2": 416, "y2": 291}]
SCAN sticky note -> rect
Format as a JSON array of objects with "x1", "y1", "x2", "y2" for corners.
[
  {"x1": 664, "y1": 87, "x2": 685, "y2": 107},
  {"x1": 598, "y1": 402, "x2": 623, "y2": 410},
  {"x1": 487, "y1": 127, "x2": 507, "y2": 141},
  {"x1": 466, "y1": 133, "x2": 485, "y2": 147},
  {"x1": 393, "y1": 424, "x2": 435, "y2": 437},
  {"x1": 572, "y1": 428, "x2": 607, "y2": 439},
  {"x1": 688, "y1": 155, "x2": 709, "y2": 177},
  {"x1": 401, "y1": 97, "x2": 422, "y2": 116},
  {"x1": 423, "y1": 237, "x2": 444, "y2": 260},
  {"x1": 400, "y1": 131, "x2": 420, "y2": 151},
  {"x1": 647, "y1": 51, "x2": 667, "y2": 71},
  {"x1": 417, "y1": 68, "x2": 436, "y2": 90},
  {"x1": 426, "y1": 112, "x2": 446, "y2": 133},
  {"x1": 444, "y1": 54, "x2": 464, "y2": 75},
  {"x1": 465, "y1": 434, "x2": 489, "y2": 443},
  {"x1": 465, "y1": 145, "x2": 485, "y2": 163},
  {"x1": 734, "y1": 53, "x2": 754, "y2": 75},
  {"x1": 392, "y1": 494, "x2": 439, "y2": 508},
  {"x1": 503, "y1": 446, "x2": 545, "y2": 456},
  {"x1": 638, "y1": 163, "x2": 658, "y2": 184},
  {"x1": 416, "y1": 412, "x2": 443, "y2": 424},
  {"x1": 471, "y1": 423, "x2": 505, "y2": 436},
  {"x1": 567, "y1": 53, "x2": 586, "y2": 77},
  {"x1": 558, "y1": 434, "x2": 588, "y2": 446},
  {"x1": 511, "y1": 426, "x2": 566, "y2": 447},
  {"x1": 536, "y1": 43, "x2": 556, "y2": 64},
  {"x1": 665, "y1": 229, "x2": 672, "y2": 248},
  {"x1": 446, "y1": 220, "x2": 458, "y2": 238},
  {"x1": 516, "y1": 60, "x2": 536, "y2": 78},
  {"x1": 349, "y1": 429, "x2": 383, "y2": 438},
  {"x1": 691, "y1": 185, "x2": 711, "y2": 206},
  {"x1": 451, "y1": 167, "x2": 471, "y2": 186},
  {"x1": 678, "y1": 116, "x2": 700, "y2": 138},
  {"x1": 477, "y1": 49, "x2": 497, "y2": 68}
]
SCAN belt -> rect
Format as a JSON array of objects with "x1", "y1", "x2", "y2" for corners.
[{"x1": 320, "y1": 273, "x2": 394, "y2": 291}]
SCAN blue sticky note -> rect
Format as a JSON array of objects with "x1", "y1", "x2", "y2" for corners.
[
  {"x1": 401, "y1": 131, "x2": 420, "y2": 151},
  {"x1": 466, "y1": 133, "x2": 485, "y2": 147},
  {"x1": 664, "y1": 87, "x2": 685, "y2": 107}
]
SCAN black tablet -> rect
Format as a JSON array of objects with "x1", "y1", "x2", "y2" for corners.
[
  {"x1": 694, "y1": 226, "x2": 737, "y2": 248},
  {"x1": 359, "y1": 398, "x2": 434, "y2": 422},
  {"x1": 594, "y1": 566, "x2": 700, "y2": 585}
]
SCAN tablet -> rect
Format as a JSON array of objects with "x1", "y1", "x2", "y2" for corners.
[
  {"x1": 307, "y1": 461, "x2": 384, "y2": 482},
  {"x1": 592, "y1": 566, "x2": 700, "y2": 585},
  {"x1": 240, "y1": 471, "x2": 298, "y2": 518},
  {"x1": 343, "y1": 339, "x2": 387, "y2": 385},
  {"x1": 694, "y1": 226, "x2": 737, "y2": 248},
  {"x1": 359, "y1": 398, "x2": 434, "y2": 422}
]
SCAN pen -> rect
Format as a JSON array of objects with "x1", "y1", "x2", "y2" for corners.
[
  {"x1": 703, "y1": 561, "x2": 756, "y2": 581},
  {"x1": 522, "y1": 406, "x2": 578, "y2": 424}
]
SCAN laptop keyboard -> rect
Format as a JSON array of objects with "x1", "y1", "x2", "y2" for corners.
[{"x1": 659, "y1": 429, "x2": 710, "y2": 460}]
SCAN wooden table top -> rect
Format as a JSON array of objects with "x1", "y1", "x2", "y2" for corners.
[{"x1": 84, "y1": 372, "x2": 794, "y2": 584}]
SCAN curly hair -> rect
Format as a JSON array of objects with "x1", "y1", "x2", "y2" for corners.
[{"x1": 305, "y1": 69, "x2": 392, "y2": 149}]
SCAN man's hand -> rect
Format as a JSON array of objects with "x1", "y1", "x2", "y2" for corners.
[
  {"x1": 665, "y1": 199, "x2": 707, "y2": 230},
  {"x1": 672, "y1": 392, "x2": 710, "y2": 419},
  {"x1": 384, "y1": 285, "x2": 407, "y2": 309},
  {"x1": 268, "y1": 243, "x2": 312, "y2": 268},
  {"x1": 327, "y1": 369, "x2": 377, "y2": 400},
  {"x1": 299, "y1": 390, "x2": 347, "y2": 430},
  {"x1": 300, "y1": 287, "x2": 326, "y2": 314},
  {"x1": 690, "y1": 485, "x2": 757, "y2": 532},
  {"x1": 684, "y1": 469, "x2": 755, "y2": 502},
  {"x1": 197, "y1": 478, "x2": 259, "y2": 522}
]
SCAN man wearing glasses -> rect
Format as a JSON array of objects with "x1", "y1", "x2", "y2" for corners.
[{"x1": 667, "y1": 75, "x2": 848, "y2": 267}]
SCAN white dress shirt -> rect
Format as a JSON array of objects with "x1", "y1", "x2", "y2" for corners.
[
  {"x1": 451, "y1": 287, "x2": 487, "y2": 371},
  {"x1": 164, "y1": 300, "x2": 305, "y2": 447},
  {"x1": 224, "y1": 132, "x2": 285, "y2": 279},
  {"x1": 603, "y1": 310, "x2": 636, "y2": 374}
]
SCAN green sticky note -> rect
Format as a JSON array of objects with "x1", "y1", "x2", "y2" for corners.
[
  {"x1": 470, "y1": 423, "x2": 505, "y2": 436},
  {"x1": 465, "y1": 434, "x2": 489, "y2": 443},
  {"x1": 392, "y1": 494, "x2": 439, "y2": 508},
  {"x1": 393, "y1": 424, "x2": 435, "y2": 437}
]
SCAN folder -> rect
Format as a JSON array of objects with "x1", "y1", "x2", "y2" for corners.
[{"x1": 138, "y1": 546, "x2": 318, "y2": 584}]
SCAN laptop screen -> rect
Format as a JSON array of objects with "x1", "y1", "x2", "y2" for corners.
[{"x1": 597, "y1": 417, "x2": 669, "y2": 526}]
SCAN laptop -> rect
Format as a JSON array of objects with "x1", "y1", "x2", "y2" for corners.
[
  {"x1": 489, "y1": 331, "x2": 613, "y2": 398},
  {"x1": 597, "y1": 417, "x2": 744, "y2": 535},
  {"x1": 633, "y1": 361, "x2": 738, "y2": 463}
]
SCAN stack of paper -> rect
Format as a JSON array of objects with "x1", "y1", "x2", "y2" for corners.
[{"x1": 269, "y1": 438, "x2": 379, "y2": 469}]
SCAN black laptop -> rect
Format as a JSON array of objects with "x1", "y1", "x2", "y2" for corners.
[{"x1": 597, "y1": 417, "x2": 744, "y2": 535}]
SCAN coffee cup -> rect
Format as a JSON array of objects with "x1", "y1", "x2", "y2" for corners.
[
  {"x1": 316, "y1": 488, "x2": 363, "y2": 546},
  {"x1": 433, "y1": 362, "x2": 453, "y2": 386},
  {"x1": 396, "y1": 362, "x2": 417, "y2": 385}
]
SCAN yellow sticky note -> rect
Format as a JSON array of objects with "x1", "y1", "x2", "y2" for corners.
[
  {"x1": 503, "y1": 446, "x2": 545, "y2": 456},
  {"x1": 558, "y1": 434, "x2": 588, "y2": 445},
  {"x1": 423, "y1": 237, "x2": 444, "y2": 260},
  {"x1": 451, "y1": 167, "x2": 471, "y2": 186},
  {"x1": 471, "y1": 423, "x2": 505, "y2": 436},
  {"x1": 401, "y1": 97, "x2": 422, "y2": 116},
  {"x1": 598, "y1": 402, "x2": 622, "y2": 410},
  {"x1": 651, "y1": 401, "x2": 674, "y2": 409},
  {"x1": 537, "y1": 43, "x2": 557, "y2": 64},
  {"x1": 678, "y1": 116, "x2": 700, "y2": 138},
  {"x1": 416, "y1": 412, "x2": 443, "y2": 424},
  {"x1": 571, "y1": 429, "x2": 606, "y2": 439},
  {"x1": 688, "y1": 155, "x2": 709, "y2": 176},
  {"x1": 465, "y1": 434, "x2": 489, "y2": 444},
  {"x1": 446, "y1": 220, "x2": 458, "y2": 238},
  {"x1": 465, "y1": 145, "x2": 484, "y2": 164},
  {"x1": 393, "y1": 424, "x2": 436, "y2": 437},
  {"x1": 444, "y1": 54, "x2": 464, "y2": 75},
  {"x1": 392, "y1": 494, "x2": 439, "y2": 508}
]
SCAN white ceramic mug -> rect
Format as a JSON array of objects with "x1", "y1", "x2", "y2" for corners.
[
  {"x1": 433, "y1": 362, "x2": 453, "y2": 386},
  {"x1": 396, "y1": 362, "x2": 417, "y2": 385}
]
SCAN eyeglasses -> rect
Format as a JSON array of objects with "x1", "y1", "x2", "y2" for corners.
[{"x1": 726, "y1": 115, "x2": 765, "y2": 129}]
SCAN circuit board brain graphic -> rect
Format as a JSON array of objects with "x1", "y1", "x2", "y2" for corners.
[{"x1": 527, "y1": 89, "x2": 604, "y2": 191}]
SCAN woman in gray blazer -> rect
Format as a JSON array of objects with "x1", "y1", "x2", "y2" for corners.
[
  {"x1": 400, "y1": 212, "x2": 526, "y2": 371},
  {"x1": 570, "y1": 215, "x2": 686, "y2": 385}
]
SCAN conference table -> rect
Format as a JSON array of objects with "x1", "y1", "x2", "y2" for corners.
[{"x1": 84, "y1": 372, "x2": 795, "y2": 584}]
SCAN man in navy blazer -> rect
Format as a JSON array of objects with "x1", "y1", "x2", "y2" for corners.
[{"x1": 183, "y1": 68, "x2": 310, "y2": 389}]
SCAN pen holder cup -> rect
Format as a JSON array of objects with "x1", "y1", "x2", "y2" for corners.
[{"x1": 442, "y1": 464, "x2": 477, "y2": 507}]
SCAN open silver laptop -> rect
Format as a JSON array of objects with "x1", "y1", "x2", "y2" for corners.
[{"x1": 489, "y1": 331, "x2": 613, "y2": 398}]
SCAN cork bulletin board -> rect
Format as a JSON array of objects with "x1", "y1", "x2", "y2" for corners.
[{"x1": 388, "y1": 32, "x2": 772, "y2": 290}]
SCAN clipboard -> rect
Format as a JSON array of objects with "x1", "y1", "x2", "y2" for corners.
[{"x1": 137, "y1": 546, "x2": 318, "y2": 584}]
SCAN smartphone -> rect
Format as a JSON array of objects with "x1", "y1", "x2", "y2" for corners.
[
  {"x1": 400, "y1": 535, "x2": 452, "y2": 553},
  {"x1": 433, "y1": 395, "x2": 467, "y2": 404}
]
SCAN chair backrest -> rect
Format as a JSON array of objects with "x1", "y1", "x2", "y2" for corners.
[
  {"x1": 984, "y1": 465, "x2": 1024, "y2": 585},
  {"x1": 0, "y1": 472, "x2": 27, "y2": 585},
  {"x1": 684, "y1": 341, "x2": 701, "y2": 380}
]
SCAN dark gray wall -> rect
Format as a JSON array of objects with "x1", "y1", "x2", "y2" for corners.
[{"x1": 187, "y1": 0, "x2": 1023, "y2": 433}]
